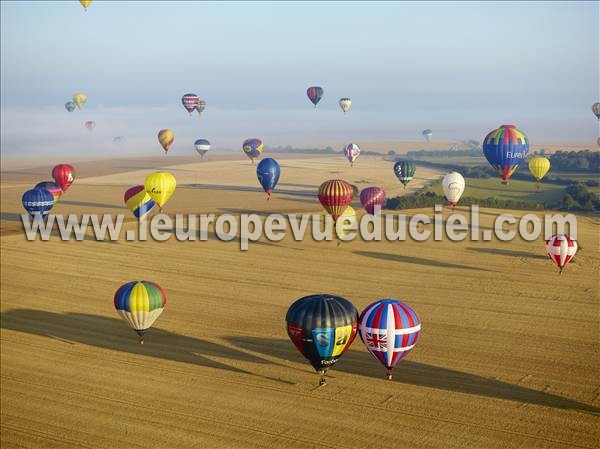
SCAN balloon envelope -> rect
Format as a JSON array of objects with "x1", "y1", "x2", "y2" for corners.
[
  {"x1": 124, "y1": 185, "x2": 155, "y2": 219},
  {"x1": 22, "y1": 188, "x2": 54, "y2": 217},
  {"x1": 52, "y1": 164, "x2": 76, "y2": 191},
  {"x1": 34, "y1": 181, "x2": 62, "y2": 203},
  {"x1": 593, "y1": 102, "x2": 600, "y2": 119},
  {"x1": 528, "y1": 157, "x2": 550, "y2": 182},
  {"x1": 144, "y1": 172, "x2": 176, "y2": 208},
  {"x1": 195, "y1": 100, "x2": 207, "y2": 116},
  {"x1": 306, "y1": 86, "x2": 324, "y2": 107},
  {"x1": 322, "y1": 206, "x2": 357, "y2": 239},
  {"x1": 442, "y1": 172, "x2": 465, "y2": 207},
  {"x1": 181, "y1": 93, "x2": 200, "y2": 114},
  {"x1": 256, "y1": 158, "x2": 281, "y2": 197},
  {"x1": 72, "y1": 92, "x2": 87, "y2": 109},
  {"x1": 360, "y1": 187, "x2": 386, "y2": 215},
  {"x1": 483, "y1": 124, "x2": 529, "y2": 182},
  {"x1": 114, "y1": 281, "x2": 166, "y2": 343},
  {"x1": 194, "y1": 139, "x2": 211, "y2": 157},
  {"x1": 339, "y1": 98, "x2": 351, "y2": 114},
  {"x1": 422, "y1": 129, "x2": 433, "y2": 141},
  {"x1": 158, "y1": 129, "x2": 174, "y2": 153},
  {"x1": 393, "y1": 161, "x2": 416, "y2": 188},
  {"x1": 85, "y1": 120, "x2": 95, "y2": 131},
  {"x1": 79, "y1": 0, "x2": 92, "y2": 10},
  {"x1": 242, "y1": 138, "x2": 264, "y2": 161},
  {"x1": 318, "y1": 179, "x2": 354, "y2": 222},
  {"x1": 65, "y1": 101, "x2": 75, "y2": 112},
  {"x1": 343, "y1": 143, "x2": 360, "y2": 166},
  {"x1": 546, "y1": 234, "x2": 577, "y2": 273}
]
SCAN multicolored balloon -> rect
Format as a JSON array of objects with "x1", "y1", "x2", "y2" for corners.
[
  {"x1": 358, "y1": 299, "x2": 421, "y2": 380},
  {"x1": 528, "y1": 157, "x2": 551, "y2": 183},
  {"x1": 343, "y1": 143, "x2": 360, "y2": 166},
  {"x1": 144, "y1": 172, "x2": 176, "y2": 212},
  {"x1": 256, "y1": 158, "x2": 280, "y2": 199},
  {"x1": 592, "y1": 102, "x2": 600, "y2": 120},
  {"x1": 181, "y1": 93, "x2": 200, "y2": 115},
  {"x1": 65, "y1": 101, "x2": 75, "y2": 112},
  {"x1": 124, "y1": 185, "x2": 155, "y2": 220},
  {"x1": 52, "y1": 164, "x2": 76, "y2": 191},
  {"x1": 442, "y1": 172, "x2": 465, "y2": 208},
  {"x1": 394, "y1": 160, "x2": 416, "y2": 189},
  {"x1": 194, "y1": 139, "x2": 210, "y2": 158},
  {"x1": 322, "y1": 206, "x2": 357, "y2": 239},
  {"x1": 195, "y1": 100, "x2": 207, "y2": 116},
  {"x1": 242, "y1": 138, "x2": 264, "y2": 163},
  {"x1": 360, "y1": 187, "x2": 386, "y2": 215},
  {"x1": 339, "y1": 98, "x2": 351, "y2": 114},
  {"x1": 85, "y1": 120, "x2": 96, "y2": 131},
  {"x1": 483, "y1": 124, "x2": 529, "y2": 183},
  {"x1": 546, "y1": 234, "x2": 577, "y2": 274},
  {"x1": 286, "y1": 294, "x2": 358, "y2": 385},
  {"x1": 158, "y1": 129, "x2": 174, "y2": 154},
  {"x1": 114, "y1": 281, "x2": 166, "y2": 344},
  {"x1": 72, "y1": 92, "x2": 87, "y2": 110},
  {"x1": 34, "y1": 181, "x2": 62, "y2": 203},
  {"x1": 306, "y1": 86, "x2": 323, "y2": 108},
  {"x1": 318, "y1": 179, "x2": 354, "y2": 222},
  {"x1": 79, "y1": 0, "x2": 92, "y2": 11},
  {"x1": 422, "y1": 129, "x2": 433, "y2": 142},
  {"x1": 22, "y1": 188, "x2": 54, "y2": 217}
]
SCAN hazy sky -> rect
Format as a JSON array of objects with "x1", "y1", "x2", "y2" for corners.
[{"x1": 1, "y1": 1, "x2": 598, "y2": 162}]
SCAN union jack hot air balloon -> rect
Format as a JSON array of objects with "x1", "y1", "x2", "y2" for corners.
[
  {"x1": 343, "y1": 143, "x2": 360, "y2": 167},
  {"x1": 545, "y1": 234, "x2": 577, "y2": 274}
]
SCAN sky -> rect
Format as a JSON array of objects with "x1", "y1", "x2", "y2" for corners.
[{"x1": 1, "y1": 1, "x2": 598, "y2": 163}]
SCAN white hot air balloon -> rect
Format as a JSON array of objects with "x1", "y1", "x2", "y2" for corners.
[
  {"x1": 442, "y1": 172, "x2": 465, "y2": 208},
  {"x1": 339, "y1": 98, "x2": 352, "y2": 114},
  {"x1": 194, "y1": 139, "x2": 211, "y2": 158},
  {"x1": 343, "y1": 143, "x2": 360, "y2": 166}
]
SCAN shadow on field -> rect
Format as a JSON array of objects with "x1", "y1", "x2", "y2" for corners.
[
  {"x1": 1, "y1": 310, "x2": 293, "y2": 385},
  {"x1": 226, "y1": 336, "x2": 600, "y2": 415},
  {"x1": 1, "y1": 212, "x2": 22, "y2": 222},
  {"x1": 354, "y1": 251, "x2": 490, "y2": 271},
  {"x1": 467, "y1": 247, "x2": 548, "y2": 260},
  {"x1": 187, "y1": 183, "x2": 314, "y2": 198},
  {"x1": 58, "y1": 200, "x2": 126, "y2": 210}
]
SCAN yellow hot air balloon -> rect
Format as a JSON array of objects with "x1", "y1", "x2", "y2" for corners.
[
  {"x1": 528, "y1": 157, "x2": 550, "y2": 183},
  {"x1": 79, "y1": 0, "x2": 92, "y2": 11},
  {"x1": 72, "y1": 92, "x2": 87, "y2": 110},
  {"x1": 158, "y1": 129, "x2": 174, "y2": 154},
  {"x1": 322, "y1": 206, "x2": 357, "y2": 240},
  {"x1": 144, "y1": 172, "x2": 176, "y2": 212}
]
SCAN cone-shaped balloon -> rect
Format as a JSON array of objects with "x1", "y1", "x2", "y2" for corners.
[
  {"x1": 72, "y1": 92, "x2": 87, "y2": 110},
  {"x1": 339, "y1": 98, "x2": 351, "y2": 114},
  {"x1": 322, "y1": 206, "x2": 357, "y2": 239},
  {"x1": 546, "y1": 234, "x2": 577, "y2": 274},
  {"x1": 34, "y1": 181, "x2": 62, "y2": 203},
  {"x1": 394, "y1": 161, "x2": 416, "y2": 188},
  {"x1": 194, "y1": 139, "x2": 210, "y2": 158},
  {"x1": 286, "y1": 294, "x2": 358, "y2": 380},
  {"x1": 52, "y1": 164, "x2": 76, "y2": 191},
  {"x1": 593, "y1": 102, "x2": 600, "y2": 120},
  {"x1": 114, "y1": 281, "x2": 166, "y2": 344},
  {"x1": 195, "y1": 100, "x2": 207, "y2": 116},
  {"x1": 256, "y1": 158, "x2": 280, "y2": 198},
  {"x1": 360, "y1": 187, "x2": 386, "y2": 215},
  {"x1": 306, "y1": 86, "x2": 324, "y2": 107},
  {"x1": 358, "y1": 299, "x2": 421, "y2": 380},
  {"x1": 22, "y1": 188, "x2": 54, "y2": 217},
  {"x1": 65, "y1": 101, "x2": 75, "y2": 112},
  {"x1": 318, "y1": 180, "x2": 354, "y2": 222},
  {"x1": 79, "y1": 0, "x2": 92, "y2": 11},
  {"x1": 343, "y1": 143, "x2": 360, "y2": 166},
  {"x1": 144, "y1": 172, "x2": 176, "y2": 210},
  {"x1": 528, "y1": 157, "x2": 550, "y2": 182},
  {"x1": 85, "y1": 120, "x2": 96, "y2": 131},
  {"x1": 482, "y1": 124, "x2": 529, "y2": 183},
  {"x1": 442, "y1": 172, "x2": 465, "y2": 207},
  {"x1": 181, "y1": 93, "x2": 200, "y2": 115},
  {"x1": 422, "y1": 129, "x2": 433, "y2": 142},
  {"x1": 124, "y1": 185, "x2": 155, "y2": 220},
  {"x1": 158, "y1": 129, "x2": 174, "y2": 154},
  {"x1": 242, "y1": 138, "x2": 263, "y2": 162}
]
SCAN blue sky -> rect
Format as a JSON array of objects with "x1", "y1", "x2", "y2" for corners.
[{"x1": 1, "y1": 1, "x2": 598, "y2": 161}]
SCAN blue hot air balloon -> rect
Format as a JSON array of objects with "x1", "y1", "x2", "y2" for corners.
[
  {"x1": 22, "y1": 188, "x2": 54, "y2": 217},
  {"x1": 482, "y1": 124, "x2": 529, "y2": 184},
  {"x1": 65, "y1": 101, "x2": 76, "y2": 112},
  {"x1": 256, "y1": 158, "x2": 280, "y2": 199}
]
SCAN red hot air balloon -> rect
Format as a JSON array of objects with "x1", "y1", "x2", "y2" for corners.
[
  {"x1": 318, "y1": 180, "x2": 354, "y2": 222},
  {"x1": 360, "y1": 187, "x2": 386, "y2": 215},
  {"x1": 52, "y1": 164, "x2": 76, "y2": 192}
]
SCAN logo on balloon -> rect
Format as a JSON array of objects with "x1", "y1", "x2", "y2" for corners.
[{"x1": 315, "y1": 333, "x2": 330, "y2": 347}]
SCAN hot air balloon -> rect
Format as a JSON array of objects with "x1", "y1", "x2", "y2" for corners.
[
  {"x1": 79, "y1": 0, "x2": 92, "y2": 11},
  {"x1": 114, "y1": 281, "x2": 166, "y2": 344},
  {"x1": 482, "y1": 124, "x2": 529, "y2": 184},
  {"x1": 242, "y1": 138, "x2": 264, "y2": 163},
  {"x1": 22, "y1": 188, "x2": 54, "y2": 218},
  {"x1": 318, "y1": 179, "x2": 354, "y2": 222},
  {"x1": 393, "y1": 161, "x2": 416, "y2": 189},
  {"x1": 593, "y1": 102, "x2": 600, "y2": 119},
  {"x1": 34, "y1": 181, "x2": 62, "y2": 204},
  {"x1": 195, "y1": 100, "x2": 207, "y2": 116},
  {"x1": 343, "y1": 143, "x2": 360, "y2": 167},
  {"x1": 422, "y1": 129, "x2": 433, "y2": 142},
  {"x1": 158, "y1": 129, "x2": 174, "y2": 154},
  {"x1": 72, "y1": 92, "x2": 87, "y2": 110},
  {"x1": 256, "y1": 158, "x2": 280, "y2": 199},
  {"x1": 52, "y1": 164, "x2": 76, "y2": 192},
  {"x1": 85, "y1": 120, "x2": 96, "y2": 131},
  {"x1": 286, "y1": 294, "x2": 358, "y2": 385},
  {"x1": 528, "y1": 157, "x2": 550, "y2": 183},
  {"x1": 65, "y1": 101, "x2": 75, "y2": 112},
  {"x1": 113, "y1": 136, "x2": 126, "y2": 143},
  {"x1": 306, "y1": 86, "x2": 323, "y2": 108},
  {"x1": 360, "y1": 187, "x2": 386, "y2": 215},
  {"x1": 124, "y1": 185, "x2": 155, "y2": 220},
  {"x1": 181, "y1": 93, "x2": 200, "y2": 115},
  {"x1": 442, "y1": 172, "x2": 465, "y2": 208},
  {"x1": 597, "y1": 137, "x2": 600, "y2": 147},
  {"x1": 144, "y1": 172, "x2": 176, "y2": 212},
  {"x1": 339, "y1": 98, "x2": 352, "y2": 114},
  {"x1": 358, "y1": 299, "x2": 421, "y2": 380},
  {"x1": 322, "y1": 206, "x2": 357, "y2": 240},
  {"x1": 546, "y1": 234, "x2": 577, "y2": 274},
  {"x1": 194, "y1": 139, "x2": 210, "y2": 158}
]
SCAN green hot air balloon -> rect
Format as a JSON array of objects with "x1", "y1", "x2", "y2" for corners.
[{"x1": 393, "y1": 161, "x2": 416, "y2": 189}]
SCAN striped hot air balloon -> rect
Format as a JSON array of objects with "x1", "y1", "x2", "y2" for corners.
[
  {"x1": 124, "y1": 185, "x2": 155, "y2": 220},
  {"x1": 528, "y1": 157, "x2": 551, "y2": 183},
  {"x1": 114, "y1": 281, "x2": 166, "y2": 344},
  {"x1": 483, "y1": 124, "x2": 529, "y2": 183},
  {"x1": 194, "y1": 139, "x2": 211, "y2": 158},
  {"x1": 393, "y1": 161, "x2": 416, "y2": 189},
  {"x1": 306, "y1": 86, "x2": 323, "y2": 108},
  {"x1": 158, "y1": 129, "x2": 174, "y2": 154},
  {"x1": 358, "y1": 299, "x2": 421, "y2": 380},
  {"x1": 343, "y1": 143, "x2": 360, "y2": 166},
  {"x1": 318, "y1": 179, "x2": 354, "y2": 222},
  {"x1": 545, "y1": 234, "x2": 577, "y2": 274},
  {"x1": 360, "y1": 187, "x2": 386, "y2": 215},
  {"x1": 34, "y1": 181, "x2": 62, "y2": 204},
  {"x1": 181, "y1": 93, "x2": 200, "y2": 115}
]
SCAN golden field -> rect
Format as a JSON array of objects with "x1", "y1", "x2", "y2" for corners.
[{"x1": 1, "y1": 154, "x2": 599, "y2": 449}]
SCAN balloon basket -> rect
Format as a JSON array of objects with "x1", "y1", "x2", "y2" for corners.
[
  {"x1": 386, "y1": 369, "x2": 393, "y2": 381},
  {"x1": 318, "y1": 376, "x2": 327, "y2": 387}
]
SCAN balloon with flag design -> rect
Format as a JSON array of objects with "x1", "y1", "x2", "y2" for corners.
[
  {"x1": 343, "y1": 143, "x2": 360, "y2": 166},
  {"x1": 545, "y1": 234, "x2": 577, "y2": 274},
  {"x1": 318, "y1": 179, "x2": 354, "y2": 223},
  {"x1": 22, "y1": 188, "x2": 54, "y2": 218},
  {"x1": 256, "y1": 158, "x2": 280, "y2": 199},
  {"x1": 482, "y1": 124, "x2": 529, "y2": 183},
  {"x1": 34, "y1": 181, "x2": 62, "y2": 204},
  {"x1": 158, "y1": 129, "x2": 174, "y2": 154},
  {"x1": 286, "y1": 294, "x2": 358, "y2": 385},
  {"x1": 360, "y1": 187, "x2": 386, "y2": 215},
  {"x1": 114, "y1": 281, "x2": 166, "y2": 344},
  {"x1": 181, "y1": 93, "x2": 200, "y2": 115},
  {"x1": 52, "y1": 164, "x2": 76, "y2": 192},
  {"x1": 124, "y1": 185, "x2": 155, "y2": 220},
  {"x1": 358, "y1": 299, "x2": 421, "y2": 380},
  {"x1": 306, "y1": 86, "x2": 323, "y2": 108}
]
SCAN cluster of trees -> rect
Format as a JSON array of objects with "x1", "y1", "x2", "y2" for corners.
[
  {"x1": 266, "y1": 145, "x2": 381, "y2": 156},
  {"x1": 403, "y1": 148, "x2": 483, "y2": 158},
  {"x1": 562, "y1": 183, "x2": 600, "y2": 211},
  {"x1": 385, "y1": 191, "x2": 538, "y2": 211},
  {"x1": 546, "y1": 150, "x2": 600, "y2": 172}
]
